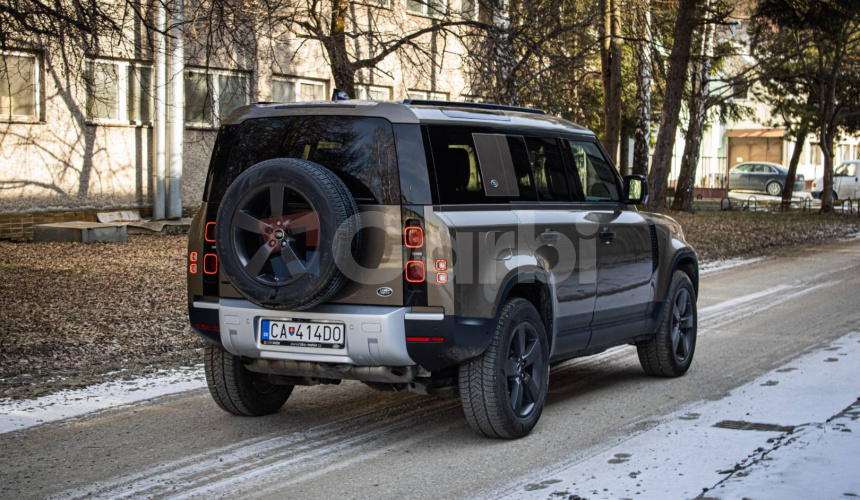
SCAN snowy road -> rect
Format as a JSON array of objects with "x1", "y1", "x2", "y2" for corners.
[{"x1": 2, "y1": 238, "x2": 860, "y2": 500}]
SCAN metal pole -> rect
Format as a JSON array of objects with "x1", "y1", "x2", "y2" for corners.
[
  {"x1": 167, "y1": 0, "x2": 184, "y2": 219},
  {"x1": 152, "y1": 3, "x2": 167, "y2": 220}
]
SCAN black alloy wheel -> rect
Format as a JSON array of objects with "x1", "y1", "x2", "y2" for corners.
[
  {"x1": 670, "y1": 287, "x2": 695, "y2": 364},
  {"x1": 505, "y1": 322, "x2": 545, "y2": 418},
  {"x1": 231, "y1": 183, "x2": 320, "y2": 287}
]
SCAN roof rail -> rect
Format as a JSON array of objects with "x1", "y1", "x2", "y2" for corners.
[{"x1": 401, "y1": 99, "x2": 545, "y2": 115}]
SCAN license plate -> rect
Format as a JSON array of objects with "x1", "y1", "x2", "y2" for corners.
[{"x1": 260, "y1": 319, "x2": 345, "y2": 349}]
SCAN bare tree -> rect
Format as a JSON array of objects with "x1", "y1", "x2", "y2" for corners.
[
  {"x1": 644, "y1": 0, "x2": 700, "y2": 212},
  {"x1": 631, "y1": 0, "x2": 652, "y2": 177},
  {"x1": 599, "y1": 0, "x2": 622, "y2": 163}
]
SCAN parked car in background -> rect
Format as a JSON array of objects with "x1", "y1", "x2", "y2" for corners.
[
  {"x1": 728, "y1": 162, "x2": 805, "y2": 197},
  {"x1": 812, "y1": 160, "x2": 860, "y2": 201}
]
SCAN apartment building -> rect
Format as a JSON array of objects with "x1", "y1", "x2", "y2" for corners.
[{"x1": 0, "y1": 1, "x2": 476, "y2": 238}]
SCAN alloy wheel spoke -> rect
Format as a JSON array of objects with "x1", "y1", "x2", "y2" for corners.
[
  {"x1": 514, "y1": 325, "x2": 526, "y2": 357},
  {"x1": 245, "y1": 244, "x2": 272, "y2": 277},
  {"x1": 234, "y1": 210, "x2": 262, "y2": 234},
  {"x1": 671, "y1": 327, "x2": 681, "y2": 356},
  {"x1": 682, "y1": 332, "x2": 693, "y2": 358},
  {"x1": 281, "y1": 241, "x2": 307, "y2": 273},
  {"x1": 681, "y1": 313, "x2": 695, "y2": 329},
  {"x1": 510, "y1": 378, "x2": 523, "y2": 412},
  {"x1": 676, "y1": 289, "x2": 688, "y2": 316},
  {"x1": 523, "y1": 375, "x2": 540, "y2": 401},
  {"x1": 270, "y1": 185, "x2": 285, "y2": 218},
  {"x1": 522, "y1": 341, "x2": 539, "y2": 367},
  {"x1": 505, "y1": 359, "x2": 519, "y2": 377}
]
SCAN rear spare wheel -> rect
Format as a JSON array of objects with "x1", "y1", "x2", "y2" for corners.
[{"x1": 216, "y1": 158, "x2": 361, "y2": 310}]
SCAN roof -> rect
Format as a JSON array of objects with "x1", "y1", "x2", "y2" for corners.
[
  {"x1": 735, "y1": 161, "x2": 786, "y2": 169},
  {"x1": 221, "y1": 100, "x2": 593, "y2": 136}
]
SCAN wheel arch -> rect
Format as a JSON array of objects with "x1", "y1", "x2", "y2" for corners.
[
  {"x1": 494, "y1": 269, "x2": 554, "y2": 352},
  {"x1": 671, "y1": 252, "x2": 699, "y2": 297}
]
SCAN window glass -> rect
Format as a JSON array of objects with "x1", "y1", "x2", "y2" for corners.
[
  {"x1": 836, "y1": 163, "x2": 858, "y2": 177},
  {"x1": 524, "y1": 137, "x2": 570, "y2": 201},
  {"x1": 752, "y1": 164, "x2": 772, "y2": 173},
  {"x1": 0, "y1": 55, "x2": 36, "y2": 118},
  {"x1": 127, "y1": 65, "x2": 151, "y2": 123},
  {"x1": 87, "y1": 62, "x2": 119, "y2": 120},
  {"x1": 272, "y1": 80, "x2": 296, "y2": 103},
  {"x1": 461, "y1": 0, "x2": 476, "y2": 19},
  {"x1": 428, "y1": 126, "x2": 536, "y2": 204},
  {"x1": 228, "y1": 116, "x2": 399, "y2": 204},
  {"x1": 299, "y1": 82, "x2": 325, "y2": 101},
  {"x1": 356, "y1": 85, "x2": 390, "y2": 101},
  {"x1": 185, "y1": 71, "x2": 213, "y2": 125},
  {"x1": 408, "y1": 0, "x2": 444, "y2": 17},
  {"x1": 566, "y1": 140, "x2": 620, "y2": 202},
  {"x1": 218, "y1": 74, "x2": 247, "y2": 119},
  {"x1": 733, "y1": 164, "x2": 752, "y2": 172}
]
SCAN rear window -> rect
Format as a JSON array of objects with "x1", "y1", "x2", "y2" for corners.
[{"x1": 206, "y1": 116, "x2": 400, "y2": 204}]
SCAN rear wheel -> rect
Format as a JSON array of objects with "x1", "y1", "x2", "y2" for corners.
[
  {"x1": 204, "y1": 344, "x2": 293, "y2": 416},
  {"x1": 766, "y1": 181, "x2": 783, "y2": 196},
  {"x1": 458, "y1": 298, "x2": 549, "y2": 439},
  {"x1": 637, "y1": 270, "x2": 697, "y2": 377}
]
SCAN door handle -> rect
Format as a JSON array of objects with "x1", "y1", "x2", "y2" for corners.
[{"x1": 599, "y1": 228, "x2": 616, "y2": 243}]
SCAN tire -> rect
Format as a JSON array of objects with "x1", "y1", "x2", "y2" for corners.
[
  {"x1": 204, "y1": 344, "x2": 293, "y2": 416},
  {"x1": 458, "y1": 298, "x2": 550, "y2": 439},
  {"x1": 637, "y1": 270, "x2": 697, "y2": 377},
  {"x1": 216, "y1": 158, "x2": 361, "y2": 311},
  {"x1": 766, "y1": 181, "x2": 783, "y2": 196}
]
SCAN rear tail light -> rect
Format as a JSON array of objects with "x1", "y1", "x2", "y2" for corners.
[
  {"x1": 404, "y1": 227, "x2": 424, "y2": 248},
  {"x1": 205, "y1": 222, "x2": 216, "y2": 242},
  {"x1": 406, "y1": 337, "x2": 444, "y2": 342},
  {"x1": 405, "y1": 260, "x2": 425, "y2": 283},
  {"x1": 189, "y1": 263, "x2": 198, "y2": 274},
  {"x1": 203, "y1": 254, "x2": 218, "y2": 275},
  {"x1": 436, "y1": 272, "x2": 448, "y2": 284},
  {"x1": 189, "y1": 251, "x2": 198, "y2": 262}
]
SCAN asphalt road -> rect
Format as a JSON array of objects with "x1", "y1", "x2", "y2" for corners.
[{"x1": 2, "y1": 238, "x2": 860, "y2": 500}]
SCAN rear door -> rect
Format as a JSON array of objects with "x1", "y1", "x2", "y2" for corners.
[
  {"x1": 750, "y1": 164, "x2": 772, "y2": 191},
  {"x1": 565, "y1": 139, "x2": 653, "y2": 349},
  {"x1": 509, "y1": 134, "x2": 598, "y2": 357},
  {"x1": 729, "y1": 164, "x2": 751, "y2": 190}
]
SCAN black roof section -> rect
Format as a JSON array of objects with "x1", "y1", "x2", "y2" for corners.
[{"x1": 401, "y1": 99, "x2": 545, "y2": 115}]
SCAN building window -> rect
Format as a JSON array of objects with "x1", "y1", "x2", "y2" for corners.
[
  {"x1": 461, "y1": 0, "x2": 476, "y2": 19},
  {"x1": 185, "y1": 70, "x2": 249, "y2": 128},
  {"x1": 356, "y1": 84, "x2": 391, "y2": 101},
  {"x1": 272, "y1": 76, "x2": 328, "y2": 103},
  {"x1": 0, "y1": 53, "x2": 39, "y2": 121},
  {"x1": 407, "y1": 0, "x2": 446, "y2": 18},
  {"x1": 408, "y1": 89, "x2": 449, "y2": 101},
  {"x1": 731, "y1": 82, "x2": 748, "y2": 100},
  {"x1": 86, "y1": 59, "x2": 152, "y2": 124}
]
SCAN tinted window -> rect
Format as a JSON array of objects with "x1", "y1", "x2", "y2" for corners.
[
  {"x1": 733, "y1": 164, "x2": 753, "y2": 172},
  {"x1": 428, "y1": 126, "x2": 536, "y2": 204},
  {"x1": 566, "y1": 140, "x2": 620, "y2": 202},
  {"x1": 524, "y1": 137, "x2": 571, "y2": 201},
  {"x1": 226, "y1": 116, "x2": 399, "y2": 204},
  {"x1": 836, "y1": 163, "x2": 857, "y2": 176},
  {"x1": 752, "y1": 164, "x2": 773, "y2": 173}
]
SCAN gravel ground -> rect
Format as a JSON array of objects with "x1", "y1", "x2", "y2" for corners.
[
  {"x1": 0, "y1": 211, "x2": 858, "y2": 400},
  {"x1": 0, "y1": 235, "x2": 198, "y2": 399}
]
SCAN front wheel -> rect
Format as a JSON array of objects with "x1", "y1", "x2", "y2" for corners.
[
  {"x1": 204, "y1": 344, "x2": 293, "y2": 416},
  {"x1": 637, "y1": 270, "x2": 697, "y2": 377},
  {"x1": 458, "y1": 298, "x2": 549, "y2": 439}
]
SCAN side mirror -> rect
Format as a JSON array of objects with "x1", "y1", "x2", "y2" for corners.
[{"x1": 624, "y1": 175, "x2": 649, "y2": 205}]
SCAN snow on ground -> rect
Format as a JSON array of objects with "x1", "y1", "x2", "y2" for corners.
[
  {"x1": 493, "y1": 331, "x2": 860, "y2": 500},
  {"x1": 0, "y1": 366, "x2": 205, "y2": 434},
  {"x1": 699, "y1": 257, "x2": 767, "y2": 275},
  {"x1": 728, "y1": 190, "x2": 814, "y2": 202}
]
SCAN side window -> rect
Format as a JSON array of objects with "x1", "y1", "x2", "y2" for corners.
[
  {"x1": 428, "y1": 126, "x2": 535, "y2": 204},
  {"x1": 752, "y1": 164, "x2": 769, "y2": 173},
  {"x1": 734, "y1": 164, "x2": 752, "y2": 172},
  {"x1": 524, "y1": 137, "x2": 572, "y2": 201},
  {"x1": 566, "y1": 140, "x2": 621, "y2": 202}
]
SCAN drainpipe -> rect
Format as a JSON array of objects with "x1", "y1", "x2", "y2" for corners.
[
  {"x1": 152, "y1": 3, "x2": 167, "y2": 220},
  {"x1": 167, "y1": 0, "x2": 184, "y2": 219}
]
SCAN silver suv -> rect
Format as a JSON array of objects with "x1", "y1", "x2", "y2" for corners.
[{"x1": 187, "y1": 98, "x2": 699, "y2": 439}]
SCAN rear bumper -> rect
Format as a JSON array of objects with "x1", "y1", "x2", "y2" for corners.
[
  {"x1": 189, "y1": 299, "x2": 495, "y2": 374},
  {"x1": 199, "y1": 299, "x2": 419, "y2": 366}
]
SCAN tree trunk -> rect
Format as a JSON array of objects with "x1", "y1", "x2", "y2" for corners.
[
  {"x1": 632, "y1": 0, "x2": 652, "y2": 178},
  {"x1": 600, "y1": 0, "x2": 622, "y2": 163},
  {"x1": 781, "y1": 123, "x2": 808, "y2": 208},
  {"x1": 328, "y1": 0, "x2": 355, "y2": 98},
  {"x1": 820, "y1": 129, "x2": 835, "y2": 213},
  {"x1": 671, "y1": 6, "x2": 714, "y2": 213},
  {"x1": 619, "y1": 123, "x2": 630, "y2": 175},
  {"x1": 644, "y1": 0, "x2": 699, "y2": 212}
]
